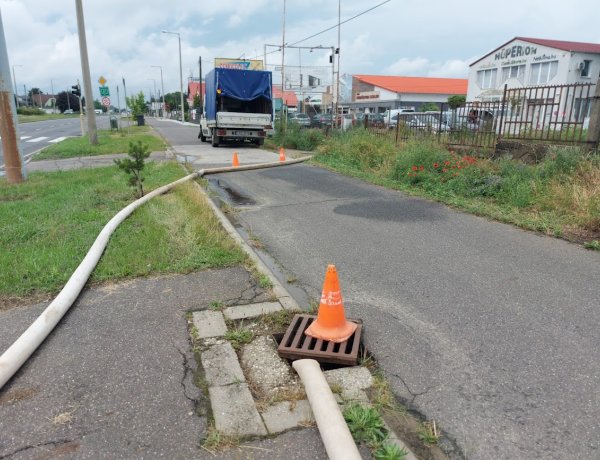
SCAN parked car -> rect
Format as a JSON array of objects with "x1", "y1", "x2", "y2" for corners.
[
  {"x1": 311, "y1": 113, "x2": 333, "y2": 128},
  {"x1": 63, "y1": 109, "x2": 74, "y2": 114},
  {"x1": 383, "y1": 108, "x2": 415, "y2": 128},
  {"x1": 288, "y1": 112, "x2": 311, "y2": 127},
  {"x1": 94, "y1": 109, "x2": 102, "y2": 115}
]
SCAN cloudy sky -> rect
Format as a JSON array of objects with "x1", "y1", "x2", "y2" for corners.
[{"x1": 2, "y1": 0, "x2": 599, "y2": 106}]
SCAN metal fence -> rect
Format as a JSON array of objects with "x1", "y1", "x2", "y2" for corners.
[{"x1": 360, "y1": 81, "x2": 596, "y2": 150}]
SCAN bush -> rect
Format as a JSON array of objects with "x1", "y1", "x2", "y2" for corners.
[
  {"x1": 17, "y1": 107, "x2": 45, "y2": 116},
  {"x1": 273, "y1": 123, "x2": 324, "y2": 151}
]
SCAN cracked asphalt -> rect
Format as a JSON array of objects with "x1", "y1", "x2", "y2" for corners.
[{"x1": 0, "y1": 268, "x2": 274, "y2": 459}]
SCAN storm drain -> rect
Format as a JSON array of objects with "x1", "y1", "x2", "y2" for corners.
[{"x1": 277, "y1": 314, "x2": 362, "y2": 366}]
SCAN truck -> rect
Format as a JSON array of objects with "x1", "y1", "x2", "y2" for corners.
[{"x1": 199, "y1": 67, "x2": 273, "y2": 147}]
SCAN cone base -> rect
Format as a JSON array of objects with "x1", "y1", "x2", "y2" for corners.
[{"x1": 305, "y1": 320, "x2": 357, "y2": 343}]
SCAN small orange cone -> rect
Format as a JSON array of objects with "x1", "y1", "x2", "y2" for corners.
[
  {"x1": 232, "y1": 151, "x2": 240, "y2": 167},
  {"x1": 279, "y1": 147, "x2": 286, "y2": 162},
  {"x1": 305, "y1": 265, "x2": 357, "y2": 343}
]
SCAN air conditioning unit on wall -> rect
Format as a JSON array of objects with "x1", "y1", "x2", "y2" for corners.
[{"x1": 576, "y1": 61, "x2": 585, "y2": 70}]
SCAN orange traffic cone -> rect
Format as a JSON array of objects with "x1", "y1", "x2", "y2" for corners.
[
  {"x1": 305, "y1": 265, "x2": 357, "y2": 343},
  {"x1": 279, "y1": 147, "x2": 286, "y2": 162},
  {"x1": 232, "y1": 151, "x2": 240, "y2": 167}
]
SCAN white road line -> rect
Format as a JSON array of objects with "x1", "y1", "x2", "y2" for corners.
[
  {"x1": 26, "y1": 136, "x2": 50, "y2": 143},
  {"x1": 20, "y1": 136, "x2": 31, "y2": 140},
  {"x1": 48, "y1": 137, "x2": 67, "y2": 143}
]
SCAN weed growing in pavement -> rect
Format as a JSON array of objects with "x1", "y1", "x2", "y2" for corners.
[
  {"x1": 202, "y1": 425, "x2": 239, "y2": 453},
  {"x1": 258, "y1": 274, "x2": 273, "y2": 289},
  {"x1": 584, "y1": 240, "x2": 600, "y2": 250},
  {"x1": 209, "y1": 301, "x2": 224, "y2": 311},
  {"x1": 374, "y1": 443, "x2": 408, "y2": 460},
  {"x1": 257, "y1": 309, "x2": 296, "y2": 333},
  {"x1": 418, "y1": 420, "x2": 440, "y2": 445},
  {"x1": 343, "y1": 404, "x2": 388, "y2": 446},
  {"x1": 224, "y1": 324, "x2": 254, "y2": 350}
]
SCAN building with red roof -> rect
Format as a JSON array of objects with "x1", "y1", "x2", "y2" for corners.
[
  {"x1": 467, "y1": 37, "x2": 600, "y2": 101},
  {"x1": 350, "y1": 75, "x2": 467, "y2": 112}
]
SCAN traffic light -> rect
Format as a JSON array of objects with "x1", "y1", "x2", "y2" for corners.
[{"x1": 71, "y1": 84, "x2": 81, "y2": 97}]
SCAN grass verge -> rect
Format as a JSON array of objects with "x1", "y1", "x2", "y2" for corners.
[
  {"x1": 312, "y1": 129, "x2": 600, "y2": 247},
  {"x1": 17, "y1": 113, "x2": 80, "y2": 123},
  {"x1": 0, "y1": 161, "x2": 245, "y2": 308},
  {"x1": 33, "y1": 126, "x2": 166, "y2": 161}
]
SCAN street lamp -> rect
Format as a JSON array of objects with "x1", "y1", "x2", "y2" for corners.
[
  {"x1": 147, "y1": 78, "x2": 156, "y2": 116},
  {"x1": 161, "y1": 30, "x2": 184, "y2": 123},
  {"x1": 151, "y1": 65, "x2": 165, "y2": 118},
  {"x1": 11, "y1": 64, "x2": 22, "y2": 108}
]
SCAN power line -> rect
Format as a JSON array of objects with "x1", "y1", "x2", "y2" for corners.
[{"x1": 248, "y1": 0, "x2": 391, "y2": 61}]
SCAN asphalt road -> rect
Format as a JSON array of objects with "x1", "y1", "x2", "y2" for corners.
[
  {"x1": 0, "y1": 116, "x2": 110, "y2": 168},
  {"x1": 150, "y1": 119, "x2": 600, "y2": 460}
]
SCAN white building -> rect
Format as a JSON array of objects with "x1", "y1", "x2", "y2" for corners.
[{"x1": 467, "y1": 36, "x2": 600, "y2": 101}]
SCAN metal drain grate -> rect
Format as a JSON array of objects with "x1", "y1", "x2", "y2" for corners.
[{"x1": 277, "y1": 314, "x2": 362, "y2": 366}]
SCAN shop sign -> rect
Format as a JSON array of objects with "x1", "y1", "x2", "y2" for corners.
[
  {"x1": 495, "y1": 45, "x2": 537, "y2": 60},
  {"x1": 355, "y1": 91, "x2": 380, "y2": 100},
  {"x1": 215, "y1": 58, "x2": 264, "y2": 70}
]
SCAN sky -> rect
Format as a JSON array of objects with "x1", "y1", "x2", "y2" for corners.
[{"x1": 1, "y1": 0, "x2": 599, "y2": 107}]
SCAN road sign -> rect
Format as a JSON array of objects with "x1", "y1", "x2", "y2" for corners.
[
  {"x1": 101, "y1": 96, "x2": 111, "y2": 107},
  {"x1": 98, "y1": 76, "x2": 107, "y2": 86},
  {"x1": 99, "y1": 86, "x2": 110, "y2": 97}
]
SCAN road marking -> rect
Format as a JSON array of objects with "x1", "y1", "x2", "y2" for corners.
[
  {"x1": 26, "y1": 137, "x2": 50, "y2": 143},
  {"x1": 48, "y1": 137, "x2": 67, "y2": 143},
  {"x1": 20, "y1": 136, "x2": 31, "y2": 140}
]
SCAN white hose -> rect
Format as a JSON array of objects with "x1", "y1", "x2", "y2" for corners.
[
  {"x1": 0, "y1": 156, "x2": 310, "y2": 389},
  {"x1": 292, "y1": 359, "x2": 362, "y2": 460}
]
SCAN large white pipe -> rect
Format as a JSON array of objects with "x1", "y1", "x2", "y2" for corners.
[
  {"x1": 292, "y1": 359, "x2": 362, "y2": 460},
  {"x1": 0, "y1": 156, "x2": 310, "y2": 389}
]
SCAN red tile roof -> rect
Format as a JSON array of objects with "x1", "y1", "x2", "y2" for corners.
[
  {"x1": 471, "y1": 37, "x2": 600, "y2": 66},
  {"x1": 272, "y1": 86, "x2": 299, "y2": 105},
  {"x1": 354, "y1": 75, "x2": 467, "y2": 95},
  {"x1": 187, "y1": 81, "x2": 205, "y2": 102},
  {"x1": 516, "y1": 37, "x2": 600, "y2": 54}
]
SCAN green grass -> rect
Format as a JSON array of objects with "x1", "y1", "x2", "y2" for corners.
[
  {"x1": 18, "y1": 113, "x2": 81, "y2": 123},
  {"x1": 224, "y1": 324, "x2": 254, "y2": 349},
  {"x1": 0, "y1": 162, "x2": 245, "y2": 302},
  {"x1": 266, "y1": 122, "x2": 325, "y2": 151},
  {"x1": 33, "y1": 127, "x2": 166, "y2": 161},
  {"x1": 343, "y1": 404, "x2": 408, "y2": 459},
  {"x1": 313, "y1": 130, "x2": 600, "y2": 246}
]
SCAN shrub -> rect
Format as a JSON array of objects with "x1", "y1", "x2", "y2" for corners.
[{"x1": 17, "y1": 107, "x2": 46, "y2": 116}]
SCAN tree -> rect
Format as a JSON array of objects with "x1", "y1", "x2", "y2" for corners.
[
  {"x1": 56, "y1": 91, "x2": 81, "y2": 112},
  {"x1": 163, "y1": 92, "x2": 189, "y2": 112},
  {"x1": 193, "y1": 93, "x2": 201, "y2": 110},
  {"x1": 420, "y1": 102, "x2": 439, "y2": 112},
  {"x1": 126, "y1": 91, "x2": 146, "y2": 117},
  {"x1": 447, "y1": 95, "x2": 466, "y2": 109},
  {"x1": 28, "y1": 88, "x2": 44, "y2": 107},
  {"x1": 114, "y1": 140, "x2": 151, "y2": 197}
]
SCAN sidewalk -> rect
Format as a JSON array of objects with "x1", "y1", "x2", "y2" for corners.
[{"x1": 25, "y1": 151, "x2": 170, "y2": 172}]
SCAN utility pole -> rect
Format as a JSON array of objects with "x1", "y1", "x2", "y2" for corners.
[
  {"x1": 335, "y1": 0, "x2": 341, "y2": 128},
  {"x1": 281, "y1": 0, "x2": 286, "y2": 123},
  {"x1": 75, "y1": 0, "x2": 98, "y2": 144},
  {"x1": 586, "y1": 77, "x2": 600, "y2": 150},
  {"x1": 0, "y1": 9, "x2": 25, "y2": 183},
  {"x1": 50, "y1": 79, "x2": 55, "y2": 113},
  {"x1": 198, "y1": 56, "x2": 202, "y2": 114}
]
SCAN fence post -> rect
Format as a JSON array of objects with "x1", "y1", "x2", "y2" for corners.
[
  {"x1": 364, "y1": 113, "x2": 368, "y2": 129},
  {"x1": 395, "y1": 113, "x2": 400, "y2": 146},
  {"x1": 497, "y1": 84, "x2": 508, "y2": 141},
  {"x1": 586, "y1": 78, "x2": 600, "y2": 151},
  {"x1": 437, "y1": 103, "x2": 444, "y2": 143}
]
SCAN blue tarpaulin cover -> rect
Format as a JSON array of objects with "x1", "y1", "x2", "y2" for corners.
[{"x1": 205, "y1": 68, "x2": 272, "y2": 120}]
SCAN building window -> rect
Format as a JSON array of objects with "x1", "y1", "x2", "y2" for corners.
[
  {"x1": 581, "y1": 60, "x2": 592, "y2": 77},
  {"x1": 477, "y1": 68, "x2": 497, "y2": 89},
  {"x1": 529, "y1": 61, "x2": 558, "y2": 85},
  {"x1": 501, "y1": 65, "x2": 526, "y2": 83},
  {"x1": 574, "y1": 98, "x2": 591, "y2": 121}
]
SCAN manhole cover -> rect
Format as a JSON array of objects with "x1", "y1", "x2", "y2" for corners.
[{"x1": 277, "y1": 314, "x2": 362, "y2": 366}]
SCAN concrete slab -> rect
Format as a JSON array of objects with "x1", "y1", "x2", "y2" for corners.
[
  {"x1": 240, "y1": 336, "x2": 295, "y2": 396},
  {"x1": 260, "y1": 400, "x2": 314, "y2": 434},
  {"x1": 192, "y1": 310, "x2": 227, "y2": 338},
  {"x1": 201, "y1": 342, "x2": 246, "y2": 387},
  {"x1": 278, "y1": 296, "x2": 300, "y2": 311},
  {"x1": 209, "y1": 384, "x2": 267, "y2": 437},
  {"x1": 324, "y1": 366, "x2": 373, "y2": 392},
  {"x1": 223, "y1": 301, "x2": 283, "y2": 320}
]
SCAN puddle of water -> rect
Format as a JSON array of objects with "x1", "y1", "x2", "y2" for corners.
[{"x1": 208, "y1": 178, "x2": 256, "y2": 206}]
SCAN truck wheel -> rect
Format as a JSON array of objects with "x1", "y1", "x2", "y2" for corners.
[
  {"x1": 211, "y1": 131, "x2": 220, "y2": 147},
  {"x1": 256, "y1": 138, "x2": 264, "y2": 146},
  {"x1": 199, "y1": 130, "x2": 207, "y2": 142}
]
